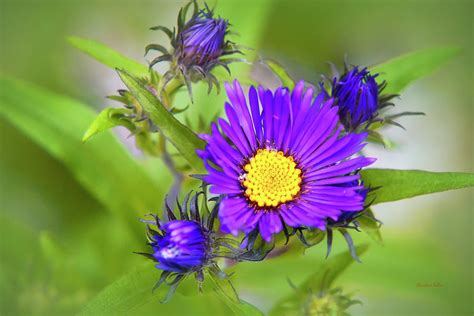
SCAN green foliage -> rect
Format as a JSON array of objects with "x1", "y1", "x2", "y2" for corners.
[
  {"x1": 68, "y1": 36, "x2": 149, "y2": 78},
  {"x1": 269, "y1": 245, "x2": 368, "y2": 316},
  {"x1": 361, "y1": 169, "x2": 474, "y2": 204},
  {"x1": 117, "y1": 69, "x2": 205, "y2": 172},
  {"x1": 82, "y1": 107, "x2": 135, "y2": 142},
  {"x1": 298, "y1": 244, "x2": 368, "y2": 292},
  {"x1": 370, "y1": 46, "x2": 461, "y2": 94},
  {"x1": 356, "y1": 209, "x2": 383, "y2": 245},
  {"x1": 1, "y1": 1, "x2": 472, "y2": 315},
  {"x1": 266, "y1": 60, "x2": 295, "y2": 89},
  {"x1": 79, "y1": 263, "x2": 262, "y2": 316},
  {"x1": 78, "y1": 263, "x2": 167, "y2": 315},
  {"x1": 0, "y1": 76, "x2": 171, "y2": 236},
  {"x1": 207, "y1": 273, "x2": 264, "y2": 316}
]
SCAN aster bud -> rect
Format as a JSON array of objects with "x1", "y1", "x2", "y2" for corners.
[
  {"x1": 150, "y1": 220, "x2": 208, "y2": 273},
  {"x1": 331, "y1": 66, "x2": 382, "y2": 130},
  {"x1": 303, "y1": 288, "x2": 361, "y2": 316},
  {"x1": 147, "y1": 1, "x2": 243, "y2": 101},
  {"x1": 322, "y1": 63, "x2": 424, "y2": 132},
  {"x1": 136, "y1": 191, "x2": 270, "y2": 302}
]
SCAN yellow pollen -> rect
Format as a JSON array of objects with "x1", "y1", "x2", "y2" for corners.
[{"x1": 242, "y1": 149, "x2": 302, "y2": 208}]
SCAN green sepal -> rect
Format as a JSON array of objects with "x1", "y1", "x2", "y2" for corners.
[
  {"x1": 82, "y1": 107, "x2": 135, "y2": 143},
  {"x1": 356, "y1": 208, "x2": 383, "y2": 245},
  {"x1": 367, "y1": 130, "x2": 396, "y2": 149}
]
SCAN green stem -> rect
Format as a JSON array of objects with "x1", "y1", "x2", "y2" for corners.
[{"x1": 162, "y1": 78, "x2": 184, "y2": 108}]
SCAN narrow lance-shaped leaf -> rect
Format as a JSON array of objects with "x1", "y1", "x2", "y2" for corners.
[
  {"x1": 78, "y1": 263, "x2": 165, "y2": 315},
  {"x1": 361, "y1": 169, "x2": 474, "y2": 204},
  {"x1": 117, "y1": 69, "x2": 205, "y2": 172},
  {"x1": 265, "y1": 60, "x2": 295, "y2": 89},
  {"x1": 68, "y1": 36, "x2": 150, "y2": 78},
  {"x1": 79, "y1": 263, "x2": 258, "y2": 315},
  {"x1": 0, "y1": 76, "x2": 170, "y2": 237},
  {"x1": 370, "y1": 46, "x2": 461, "y2": 94}
]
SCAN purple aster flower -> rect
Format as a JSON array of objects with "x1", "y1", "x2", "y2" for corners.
[
  {"x1": 330, "y1": 66, "x2": 380, "y2": 129},
  {"x1": 147, "y1": 1, "x2": 243, "y2": 99},
  {"x1": 198, "y1": 80, "x2": 375, "y2": 242}
]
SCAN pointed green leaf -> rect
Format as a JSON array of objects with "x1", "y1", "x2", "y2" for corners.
[
  {"x1": 370, "y1": 46, "x2": 461, "y2": 94},
  {"x1": 266, "y1": 60, "x2": 295, "y2": 89},
  {"x1": 117, "y1": 69, "x2": 205, "y2": 172},
  {"x1": 68, "y1": 36, "x2": 149, "y2": 78},
  {"x1": 78, "y1": 263, "x2": 163, "y2": 315},
  {"x1": 79, "y1": 263, "x2": 244, "y2": 315},
  {"x1": 82, "y1": 107, "x2": 135, "y2": 142},
  {"x1": 0, "y1": 75, "x2": 171, "y2": 235},
  {"x1": 361, "y1": 169, "x2": 474, "y2": 204},
  {"x1": 300, "y1": 245, "x2": 369, "y2": 293}
]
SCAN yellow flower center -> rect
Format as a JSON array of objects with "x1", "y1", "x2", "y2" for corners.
[{"x1": 242, "y1": 149, "x2": 302, "y2": 208}]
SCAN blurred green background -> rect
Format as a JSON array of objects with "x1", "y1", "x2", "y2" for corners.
[{"x1": 1, "y1": 0, "x2": 472, "y2": 315}]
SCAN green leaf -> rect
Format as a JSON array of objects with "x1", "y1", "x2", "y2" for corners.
[
  {"x1": 0, "y1": 75, "x2": 171, "y2": 235},
  {"x1": 117, "y1": 69, "x2": 205, "y2": 172},
  {"x1": 265, "y1": 60, "x2": 295, "y2": 89},
  {"x1": 78, "y1": 263, "x2": 162, "y2": 315},
  {"x1": 370, "y1": 46, "x2": 461, "y2": 94},
  {"x1": 268, "y1": 245, "x2": 369, "y2": 316},
  {"x1": 208, "y1": 273, "x2": 263, "y2": 316},
  {"x1": 82, "y1": 107, "x2": 135, "y2": 142},
  {"x1": 68, "y1": 36, "x2": 149, "y2": 78},
  {"x1": 79, "y1": 263, "x2": 244, "y2": 316},
  {"x1": 361, "y1": 169, "x2": 474, "y2": 204},
  {"x1": 298, "y1": 245, "x2": 369, "y2": 293}
]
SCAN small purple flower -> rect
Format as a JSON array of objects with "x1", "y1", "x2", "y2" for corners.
[
  {"x1": 136, "y1": 191, "x2": 270, "y2": 301},
  {"x1": 151, "y1": 220, "x2": 208, "y2": 273},
  {"x1": 330, "y1": 67, "x2": 380, "y2": 129},
  {"x1": 198, "y1": 80, "x2": 375, "y2": 242}
]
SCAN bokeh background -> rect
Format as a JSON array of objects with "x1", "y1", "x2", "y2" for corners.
[{"x1": 1, "y1": 0, "x2": 473, "y2": 315}]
